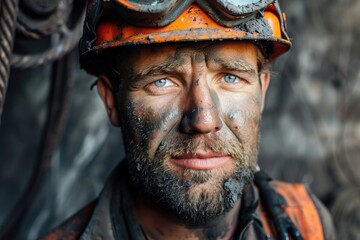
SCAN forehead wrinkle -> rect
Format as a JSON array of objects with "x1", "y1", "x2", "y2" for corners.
[{"x1": 124, "y1": 44, "x2": 212, "y2": 82}]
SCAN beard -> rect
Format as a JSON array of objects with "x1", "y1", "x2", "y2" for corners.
[{"x1": 126, "y1": 133, "x2": 258, "y2": 226}]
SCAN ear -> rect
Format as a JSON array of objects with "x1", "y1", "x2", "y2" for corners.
[
  {"x1": 259, "y1": 71, "x2": 271, "y2": 112},
  {"x1": 97, "y1": 75, "x2": 120, "y2": 126}
]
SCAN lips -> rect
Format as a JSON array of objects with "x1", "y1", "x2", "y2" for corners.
[{"x1": 171, "y1": 151, "x2": 231, "y2": 170}]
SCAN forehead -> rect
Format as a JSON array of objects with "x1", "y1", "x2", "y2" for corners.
[{"x1": 119, "y1": 41, "x2": 258, "y2": 70}]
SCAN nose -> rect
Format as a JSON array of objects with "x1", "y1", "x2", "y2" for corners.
[{"x1": 179, "y1": 83, "x2": 222, "y2": 134}]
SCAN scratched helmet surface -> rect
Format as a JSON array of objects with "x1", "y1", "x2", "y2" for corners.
[{"x1": 79, "y1": 0, "x2": 291, "y2": 76}]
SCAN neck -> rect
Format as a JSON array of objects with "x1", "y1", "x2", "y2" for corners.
[{"x1": 134, "y1": 198, "x2": 241, "y2": 240}]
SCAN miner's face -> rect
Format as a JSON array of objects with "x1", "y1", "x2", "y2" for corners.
[{"x1": 99, "y1": 41, "x2": 270, "y2": 224}]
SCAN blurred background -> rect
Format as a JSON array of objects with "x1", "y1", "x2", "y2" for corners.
[{"x1": 0, "y1": 0, "x2": 359, "y2": 239}]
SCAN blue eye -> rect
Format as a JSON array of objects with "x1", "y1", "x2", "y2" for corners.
[
  {"x1": 154, "y1": 79, "x2": 168, "y2": 87},
  {"x1": 223, "y1": 74, "x2": 239, "y2": 83},
  {"x1": 146, "y1": 78, "x2": 177, "y2": 94}
]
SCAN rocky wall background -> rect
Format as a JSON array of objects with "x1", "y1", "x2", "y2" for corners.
[{"x1": 0, "y1": 0, "x2": 359, "y2": 239}]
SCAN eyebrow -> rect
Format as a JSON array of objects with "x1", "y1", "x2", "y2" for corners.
[
  {"x1": 129, "y1": 56, "x2": 184, "y2": 84},
  {"x1": 212, "y1": 57, "x2": 257, "y2": 74},
  {"x1": 125, "y1": 53, "x2": 258, "y2": 85}
]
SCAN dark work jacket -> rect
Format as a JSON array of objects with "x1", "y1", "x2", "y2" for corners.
[{"x1": 40, "y1": 164, "x2": 335, "y2": 240}]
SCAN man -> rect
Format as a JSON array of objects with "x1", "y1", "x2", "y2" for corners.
[{"x1": 42, "y1": 0, "x2": 335, "y2": 239}]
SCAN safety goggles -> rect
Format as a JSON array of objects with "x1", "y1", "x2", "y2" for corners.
[{"x1": 104, "y1": 0, "x2": 276, "y2": 27}]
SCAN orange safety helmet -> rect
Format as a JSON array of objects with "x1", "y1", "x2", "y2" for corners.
[{"x1": 79, "y1": 0, "x2": 291, "y2": 76}]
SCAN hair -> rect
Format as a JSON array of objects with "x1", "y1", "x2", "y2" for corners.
[{"x1": 256, "y1": 45, "x2": 271, "y2": 73}]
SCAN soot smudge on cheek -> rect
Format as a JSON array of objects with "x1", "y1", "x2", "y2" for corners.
[
  {"x1": 226, "y1": 95, "x2": 262, "y2": 130},
  {"x1": 122, "y1": 97, "x2": 181, "y2": 146}
]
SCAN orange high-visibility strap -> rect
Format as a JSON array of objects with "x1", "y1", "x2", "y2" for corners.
[{"x1": 259, "y1": 181, "x2": 324, "y2": 240}]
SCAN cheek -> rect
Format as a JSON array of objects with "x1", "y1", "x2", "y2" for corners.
[
  {"x1": 223, "y1": 93, "x2": 262, "y2": 139},
  {"x1": 120, "y1": 96, "x2": 181, "y2": 156}
]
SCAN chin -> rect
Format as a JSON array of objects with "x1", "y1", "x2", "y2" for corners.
[{"x1": 128, "y1": 156, "x2": 254, "y2": 226}]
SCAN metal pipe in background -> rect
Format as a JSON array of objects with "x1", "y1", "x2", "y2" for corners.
[{"x1": 0, "y1": 50, "x2": 75, "y2": 239}]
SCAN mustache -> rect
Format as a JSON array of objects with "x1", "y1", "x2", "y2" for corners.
[{"x1": 155, "y1": 135, "x2": 245, "y2": 161}]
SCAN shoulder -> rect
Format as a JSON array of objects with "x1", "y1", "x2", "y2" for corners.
[
  {"x1": 39, "y1": 199, "x2": 97, "y2": 240},
  {"x1": 265, "y1": 181, "x2": 336, "y2": 240}
]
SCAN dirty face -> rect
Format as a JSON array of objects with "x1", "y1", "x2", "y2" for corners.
[{"x1": 111, "y1": 41, "x2": 268, "y2": 226}]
